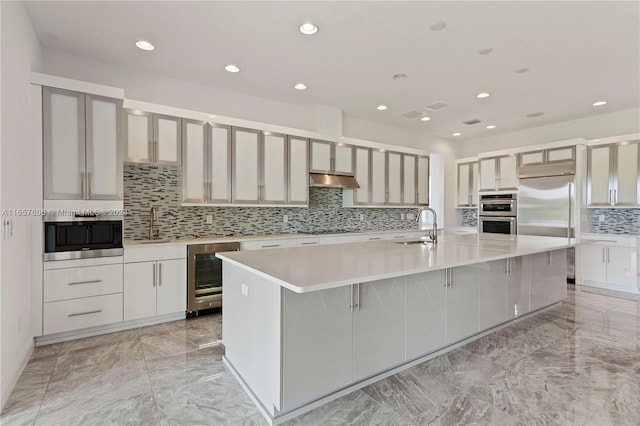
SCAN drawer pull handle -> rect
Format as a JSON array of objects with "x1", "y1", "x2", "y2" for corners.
[
  {"x1": 262, "y1": 244, "x2": 280, "y2": 248},
  {"x1": 68, "y1": 309, "x2": 102, "y2": 317},
  {"x1": 68, "y1": 279, "x2": 102, "y2": 286},
  {"x1": 301, "y1": 242, "x2": 317, "y2": 245},
  {"x1": 369, "y1": 237, "x2": 382, "y2": 240}
]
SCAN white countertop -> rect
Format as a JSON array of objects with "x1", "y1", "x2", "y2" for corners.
[{"x1": 217, "y1": 234, "x2": 577, "y2": 294}]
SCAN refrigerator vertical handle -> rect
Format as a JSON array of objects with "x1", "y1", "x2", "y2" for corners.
[{"x1": 567, "y1": 182, "x2": 573, "y2": 238}]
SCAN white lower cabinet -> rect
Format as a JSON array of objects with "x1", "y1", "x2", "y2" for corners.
[
  {"x1": 405, "y1": 271, "x2": 447, "y2": 359},
  {"x1": 506, "y1": 256, "x2": 530, "y2": 319},
  {"x1": 447, "y1": 266, "x2": 479, "y2": 343},
  {"x1": 282, "y1": 286, "x2": 352, "y2": 411},
  {"x1": 580, "y1": 235, "x2": 638, "y2": 293},
  {"x1": 530, "y1": 250, "x2": 567, "y2": 311},
  {"x1": 124, "y1": 259, "x2": 186, "y2": 320},
  {"x1": 477, "y1": 260, "x2": 508, "y2": 330},
  {"x1": 43, "y1": 293, "x2": 123, "y2": 335},
  {"x1": 353, "y1": 278, "x2": 405, "y2": 380}
]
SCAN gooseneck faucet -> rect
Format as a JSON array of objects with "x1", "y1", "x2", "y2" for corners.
[
  {"x1": 149, "y1": 207, "x2": 159, "y2": 240},
  {"x1": 415, "y1": 207, "x2": 438, "y2": 244}
]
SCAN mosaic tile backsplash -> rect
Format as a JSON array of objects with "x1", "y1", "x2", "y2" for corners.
[
  {"x1": 461, "y1": 209, "x2": 478, "y2": 228},
  {"x1": 585, "y1": 208, "x2": 640, "y2": 234},
  {"x1": 124, "y1": 164, "x2": 418, "y2": 240}
]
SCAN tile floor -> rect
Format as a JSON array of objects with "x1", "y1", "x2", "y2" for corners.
[{"x1": 1, "y1": 284, "x2": 639, "y2": 425}]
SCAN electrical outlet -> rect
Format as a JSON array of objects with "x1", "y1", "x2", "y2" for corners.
[
  {"x1": 283, "y1": 214, "x2": 289, "y2": 223},
  {"x1": 400, "y1": 213, "x2": 404, "y2": 220},
  {"x1": 359, "y1": 214, "x2": 364, "y2": 221},
  {"x1": 206, "y1": 215, "x2": 213, "y2": 224},
  {"x1": 598, "y1": 214, "x2": 605, "y2": 222},
  {"x1": 241, "y1": 283, "x2": 248, "y2": 296}
]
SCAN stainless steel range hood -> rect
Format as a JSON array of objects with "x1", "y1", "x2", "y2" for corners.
[{"x1": 309, "y1": 173, "x2": 360, "y2": 188}]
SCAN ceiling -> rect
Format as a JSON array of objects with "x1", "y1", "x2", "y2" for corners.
[{"x1": 24, "y1": 1, "x2": 640, "y2": 140}]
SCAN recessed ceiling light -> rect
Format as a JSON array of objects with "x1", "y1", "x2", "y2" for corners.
[
  {"x1": 592, "y1": 100, "x2": 608, "y2": 106},
  {"x1": 392, "y1": 73, "x2": 408, "y2": 81},
  {"x1": 135, "y1": 40, "x2": 155, "y2": 51},
  {"x1": 515, "y1": 67, "x2": 530, "y2": 74},
  {"x1": 209, "y1": 115, "x2": 216, "y2": 118},
  {"x1": 429, "y1": 21, "x2": 447, "y2": 31},
  {"x1": 294, "y1": 83, "x2": 307, "y2": 90},
  {"x1": 420, "y1": 116, "x2": 431, "y2": 121},
  {"x1": 486, "y1": 125, "x2": 496, "y2": 129},
  {"x1": 452, "y1": 132, "x2": 462, "y2": 137},
  {"x1": 299, "y1": 22, "x2": 318, "y2": 35},
  {"x1": 376, "y1": 105, "x2": 388, "y2": 111},
  {"x1": 478, "y1": 48, "x2": 493, "y2": 55},
  {"x1": 526, "y1": 112, "x2": 544, "y2": 118},
  {"x1": 224, "y1": 64, "x2": 240, "y2": 73},
  {"x1": 476, "y1": 92, "x2": 491, "y2": 99}
]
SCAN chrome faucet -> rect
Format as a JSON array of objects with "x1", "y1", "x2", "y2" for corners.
[
  {"x1": 415, "y1": 207, "x2": 438, "y2": 244},
  {"x1": 149, "y1": 207, "x2": 159, "y2": 240}
]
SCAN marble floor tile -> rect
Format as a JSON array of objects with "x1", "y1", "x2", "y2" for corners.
[
  {"x1": 59, "y1": 392, "x2": 168, "y2": 426},
  {"x1": 58, "y1": 328, "x2": 139, "y2": 354}
]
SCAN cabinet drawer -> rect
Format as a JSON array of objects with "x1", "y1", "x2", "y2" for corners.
[
  {"x1": 44, "y1": 264, "x2": 123, "y2": 302},
  {"x1": 43, "y1": 293, "x2": 123, "y2": 335}
]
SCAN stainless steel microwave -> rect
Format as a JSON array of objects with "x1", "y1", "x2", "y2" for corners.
[{"x1": 44, "y1": 214, "x2": 123, "y2": 261}]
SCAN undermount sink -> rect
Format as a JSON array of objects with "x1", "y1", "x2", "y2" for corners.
[{"x1": 395, "y1": 240, "x2": 433, "y2": 246}]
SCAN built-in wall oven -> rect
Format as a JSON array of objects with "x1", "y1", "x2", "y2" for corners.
[
  {"x1": 44, "y1": 214, "x2": 123, "y2": 261},
  {"x1": 187, "y1": 242, "x2": 240, "y2": 314},
  {"x1": 479, "y1": 194, "x2": 517, "y2": 235}
]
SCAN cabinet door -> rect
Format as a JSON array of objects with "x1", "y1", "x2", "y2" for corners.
[
  {"x1": 124, "y1": 262, "x2": 157, "y2": 321},
  {"x1": 587, "y1": 145, "x2": 613, "y2": 206},
  {"x1": 547, "y1": 146, "x2": 575, "y2": 163},
  {"x1": 124, "y1": 109, "x2": 153, "y2": 163},
  {"x1": 232, "y1": 128, "x2": 260, "y2": 203},
  {"x1": 288, "y1": 136, "x2": 309, "y2": 205},
  {"x1": 405, "y1": 271, "x2": 447, "y2": 359},
  {"x1": 310, "y1": 140, "x2": 332, "y2": 173},
  {"x1": 333, "y1": 144, "x2": 354, "y2": 176},
  {"x1": 402, "y1": 154, "x2": 417, "y2": 205},
  {"x1": 43, "y1": 87, "x2": 85, "y2": 199},
  {"x1": 353, "y1": 278, "x2": 405, "y2": 380},
  {"x1": 370, "y1": 149, "x2": 387, "y2": 205},
  {"x1": 607, "y1": 246, "x2": 638, "y2": 289},
  {"x1": 353, "y1": 147, "x2": 370, "y2": 205},
  {"x1": 85, "y1": 94, "x2": 123, "y2": 200},
  {"x1": 282, "y1": 286, "x2": 352, "y2": 411},
  {"x1": 447, "y1": 267, "x2": 479, "y2": 343},
  {"x1": 470, "y1": 162, "x2": 479, "y2": 205},
  {"x1": 529, "y1": 250, "x2": 567, "y2": 311},
  {"x1": 507, "y1": 257, "x2": 530, "y2": 319},
  {"x1": 387, "y1": 152, "x2": 402, "y2": 205},
  {"x1": 580, "y1": 245, "x2": 607, "y2": 285},
  {"x1": 519, "y1": 151, "x2": 544, "y2": 166},
  {"x1": 417, "y1": 156, "x2": 429, "y2": 206},
  {"x1": 156, "y1": 259, "x2": 187, "y2": 315},
  {"x1": 154, "y1": 114, "x2": 181, "y2": 165},
  {"x1": 182, "y1": 120, "x2": 208, "y2": 203},
  {"x1": 457, "y1": 163, "x2": 471, "y2": 206},
  {"x1": 498, "y1": 155, "x2": 518, "y2": 190},
  {"x1": 614, "y1": 142, "x2": 639, "y2": 206},
  {"x1": 209, "y1": 124, "x2": 232, "y2": 203},
  {"x1": 477, "y1": 260, "x2": 508, "y2": 330},
  {"x1": 261, "y1": 133, "x2": 287, "y2": 203},
  {"x1": 479, "y1": 158, "x2": 497, "y2": 191}
]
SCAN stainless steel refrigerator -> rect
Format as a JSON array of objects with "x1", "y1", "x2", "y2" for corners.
[{"x1": 518, "y1": 162, "x2": 576, "y2": 281}]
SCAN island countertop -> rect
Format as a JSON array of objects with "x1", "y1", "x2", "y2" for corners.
[{"x1": 217, "y1": 233, "x2": 576, "y2": 293}]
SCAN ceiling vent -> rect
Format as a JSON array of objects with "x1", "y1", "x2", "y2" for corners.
[
  {"x1": 424, "y1": 102, "x2": 448, "y2": 111},
  {"x1": 401, "y1": 110, "x2": 425, "y2": 119},
  {"x1": 463, "y1": 118, "x2": 482, "y2": 125}
]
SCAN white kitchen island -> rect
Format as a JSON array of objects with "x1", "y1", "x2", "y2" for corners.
[{"x1": 217, "y1": 233, "x2": 575, "y2": 425}]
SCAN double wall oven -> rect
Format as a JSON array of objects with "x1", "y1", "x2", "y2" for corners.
[{"x1": 478, "y1": 194, "x2": 517, "y2": 234}]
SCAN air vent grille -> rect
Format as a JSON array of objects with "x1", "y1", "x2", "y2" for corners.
[
  {"x1": 424, "y1": 102, "x2": 448, "y2": 111},
  {"x1": 463, "y1": 119, "x2": 482, "y2": 125}
]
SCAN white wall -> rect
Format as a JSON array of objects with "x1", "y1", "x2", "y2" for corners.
[
  {"x1": 0, "y1": 1, "x2": 42, "y2": 409},
  {"x1": 461, "y1": 108, "x2": 640, "y2": 157},
  {"x1": 42, "y1": 49, "x2": 461, "y2": 226}
]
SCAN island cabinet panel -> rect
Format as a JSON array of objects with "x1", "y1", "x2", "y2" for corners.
[
  {"x1": 477, "y1": 260, "x2": 508, "y2": 330},
  {"x1": 352, "y1": 278, "x2": 405, "y2": 381},
  {"x1": 529, "y1": 249, "x2": 567, "y2": 311},
  {"x1": 506, "y1": 256, "x2": 531, "y2": 319},
  {"x1": 282, "y1": 287, "x2": 353, "y2": 411},
  {"x1": 447, "y1": 266, "x2": 480, "y2": 343},
  {"x1": 405, "y1": 271, "x2": 447, "y2": 360}
]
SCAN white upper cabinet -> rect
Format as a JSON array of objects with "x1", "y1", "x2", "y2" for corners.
[
  {"x1": 232, "y1": 127, "x2": 261, "y2": 203},
  {"x1": 479, "y1": 155, "x2": 518, "y2": 191},
  {"x1": 386, "y1": 152, "x2": 402, "y2": 205},
  {"x1": 182, "y1": 119, "x2": 209, "y2": 203},
  {"x1": 209, "y1": 124, "x2": 232, "y2": 203},
  {"x1": 43, "y1": 87, "x2": 122, "y2": 200},
  {"x1": 417, "y1": 155, "x2": 430, "y2": 206},
  {"x1": 402, "y1": 154, "x2": 417, "y2": 205},
  {"x1": 287, "y1": 136, "x2": 309, "y2": 205},
  {"x1": 261, "y1": 132, "x2": 287, "y2": 203},
  {"x1": 310, "y1": 140, "x2": 354, "y2": 176},
  {"x1": 587, "y1": 140, "x2": 639, "y2": 206},
  {"x1": 125, "y1": 110, "x2": 181, "y2": 165},
  {"x1": 457, "y1": 161, "x2": 479, "y2": 207},
  {"x1": 370, "y1": 149, "x2": 387, "y2": 205}
]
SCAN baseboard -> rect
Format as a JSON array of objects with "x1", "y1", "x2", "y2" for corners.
[{"x1": 1, "y1": 338, "x2": 34, "y2": 410}]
